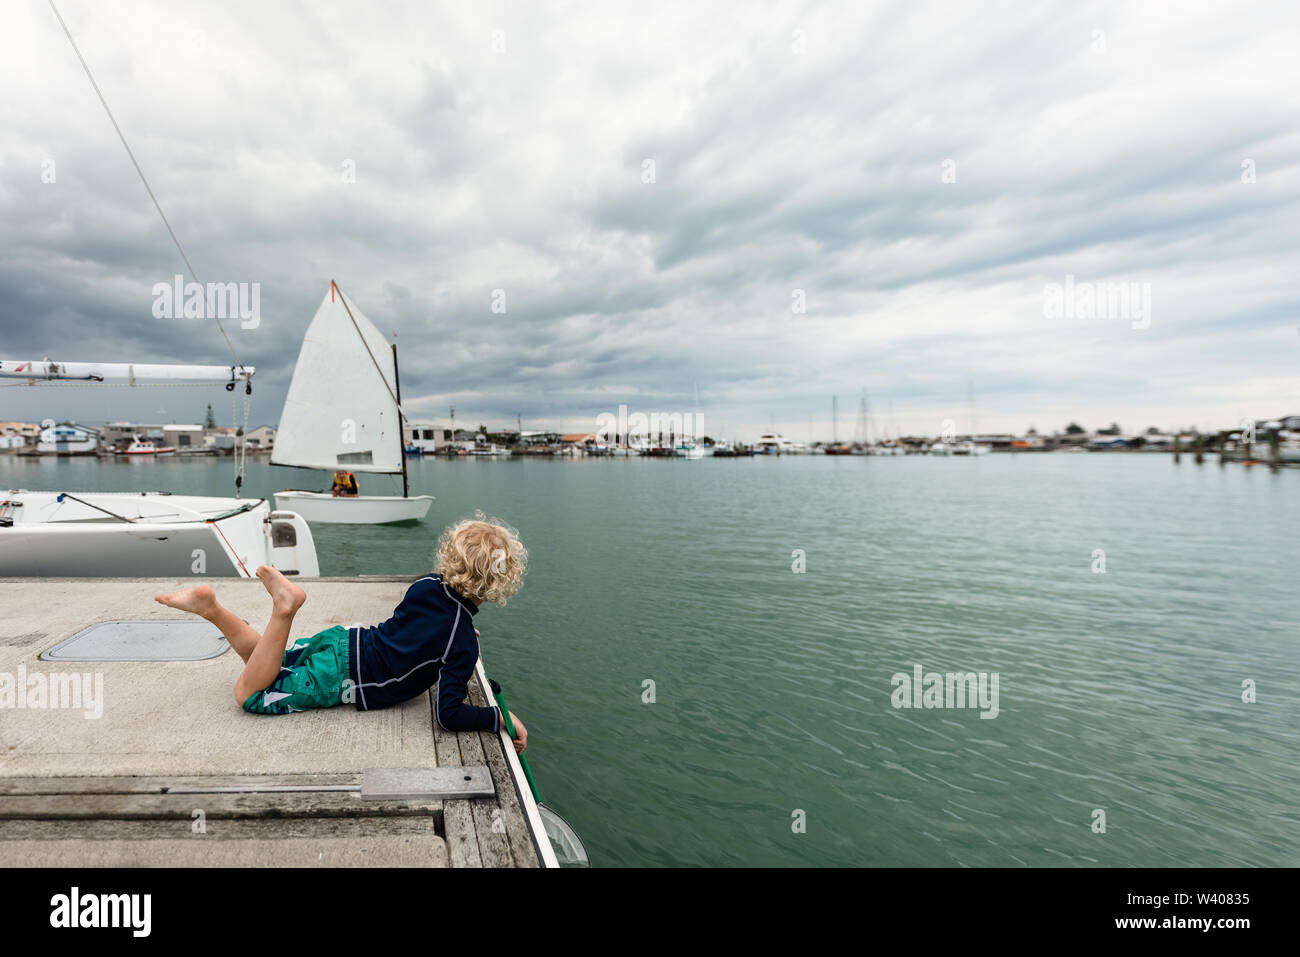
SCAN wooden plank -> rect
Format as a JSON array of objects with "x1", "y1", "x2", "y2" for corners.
[
  {"x1": 405, "y1": 687, "x2": 438, "y2": 767},
  {"x1": 360, "y1": 766, "x2": 493, "y2": 801},
  {"x1": 0, "y1": 834, "x2": 449, "y2": 867},
  {"x1": 473, "y1": 658, "x2": 557, "y2": 867},
  {"x1": 457, "y1": 728, "x2": 514, "y2": 867},
  {"x1": 478, "y1": 729, "x2": 539, "y2": 868},
  {"x1": 462, "y1": 662, "x2": 520, "y2": 865},
  {"x1": 427, "y1": 689, "x2": 481, "y2": 867},
  {"x1": 0, "y1": 774, "x2": 359, "y2": 795},
  {"x1": 0, "y1": 792, "x2": 441, "y2": 820},
  {"x1": 442, "y1": 801, "x2": 482, "y2": 868},
  {"x1": 0, "y1": 816, "x2": 438, "y2": 841},
  {"x1": 469, "y1": 799, "x2": 513, "y2": 867}
]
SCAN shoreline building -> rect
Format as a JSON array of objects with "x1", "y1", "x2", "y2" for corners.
[
  {"x1": 405, "y1": 420, "x2": 449, "y2": 455},
  {"x1": 243, "y1": 425, "x2": 276, "y2": 450},
  {"x1": 36, "y1": 422, "x2": 98, "y2": 455}
]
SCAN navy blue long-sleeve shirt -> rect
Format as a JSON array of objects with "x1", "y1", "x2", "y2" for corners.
[{"x1": 347, "y1": 575, "x2": 502, "y2": 732}]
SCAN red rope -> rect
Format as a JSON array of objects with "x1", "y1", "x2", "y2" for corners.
[{"x1": 208, "y1": 518, "x2": 253, "y2": 578}]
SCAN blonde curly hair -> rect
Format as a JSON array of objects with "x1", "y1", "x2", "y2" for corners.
[{"x1": 434, "y1": 513, "x2": 528, "y2": 607}]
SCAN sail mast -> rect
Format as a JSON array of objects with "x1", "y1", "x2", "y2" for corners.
[{"x1": 392, "y1": 341, "x2": 410, "y2": 499}]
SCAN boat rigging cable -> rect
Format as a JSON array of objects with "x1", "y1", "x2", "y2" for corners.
[
  {"x1": 54, "y1": 493, "x2": 136, "y2": 524},
  {"x1": 333, "y1": 281, "x2": 407, "y2": 419},
  {"x1": 46, "y1": 0, "x2": 254, "y2": 497}
]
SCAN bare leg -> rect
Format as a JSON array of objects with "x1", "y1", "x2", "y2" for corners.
[
  {"x1": 154, "y1": 584, "x2": 261, "y2": 662},
  {"x1": 233, "y1": 566, "x2": 307, "y2": 706}
]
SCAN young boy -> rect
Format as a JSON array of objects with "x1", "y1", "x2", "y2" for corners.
[{"x1": 154, "y1": 516, "x2": 529, "y2": 753}]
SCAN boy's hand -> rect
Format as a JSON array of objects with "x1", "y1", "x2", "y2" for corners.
[{"x1": 506, "y1": 711, "x2": 527, "y2": 754}]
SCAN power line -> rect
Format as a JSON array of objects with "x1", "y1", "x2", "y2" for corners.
[{"x1": 46, "y1": 0, "x2": 247, "y2": 373}]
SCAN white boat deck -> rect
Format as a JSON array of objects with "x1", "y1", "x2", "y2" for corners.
[{"x1": 0, "y1": 577, "x2": 549, "y2": 867}]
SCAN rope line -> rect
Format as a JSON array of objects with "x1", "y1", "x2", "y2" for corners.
[
  {"x1": 46, "y1": 0, "x2": 254, "y2": 496},
  {"x1": 333, "y1": 281, "x2": 408, "y2": 423},
  {"x1": 208, "y1": 517, "x2": 252, "y2": 577},
  {"x1": 46, "y1": 0, "x2": 247, "y2": 375}
]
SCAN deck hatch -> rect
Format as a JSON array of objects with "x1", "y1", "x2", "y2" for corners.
[{"x1": 40, "y1": 619, "x2": 231, "y2": 662}]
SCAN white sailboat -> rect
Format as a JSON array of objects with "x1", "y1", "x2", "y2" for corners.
[
  {"x1": 0, "y1": 360, "x2": 320, "y2": 577},
  {"x1": 271, "y1": 283, "x2": 434, "y2": 525}
]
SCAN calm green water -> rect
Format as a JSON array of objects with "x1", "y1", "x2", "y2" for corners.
[{"x1": 4, "y1": 452, "x2": 1298, "y2": 867}]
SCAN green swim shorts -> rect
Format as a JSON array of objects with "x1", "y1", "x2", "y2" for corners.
[{"x1": 241, "y1": 625, "x2": 352, "y2": 715}]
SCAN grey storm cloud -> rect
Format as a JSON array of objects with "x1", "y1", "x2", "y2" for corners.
[{"x1": 1, "y1": 0, "x2": 1298, "y2": 440}]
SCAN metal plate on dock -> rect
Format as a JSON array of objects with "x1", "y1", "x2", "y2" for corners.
[
  {"x1": 361, "y1": 766, "x2": 495, "y2": 801},
  {"x1": 40, "y1": 619, "x2": 230, "y2": 662}
]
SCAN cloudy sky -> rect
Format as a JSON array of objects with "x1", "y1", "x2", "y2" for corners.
[{"x1": 2, "y1": 0, "x2": 1298, "y2": 441}]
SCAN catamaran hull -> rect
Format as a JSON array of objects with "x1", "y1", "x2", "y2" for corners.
[
  {"x1": 0, "y1": 492, "x2": 319, "y2": 577},
  {"x1": 3, "y1": 522, "x2": 247, "y2": 576},
  {"x1": 273, "y1": 491, "x2": 433, "y2": 524}
]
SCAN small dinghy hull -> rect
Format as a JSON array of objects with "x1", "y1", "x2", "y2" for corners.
[{"x1": 273, "y1": 490, "x2": 433, "y2": 525}]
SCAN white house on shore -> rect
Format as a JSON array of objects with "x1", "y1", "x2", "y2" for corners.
[
  {"x1": 37, "y1": 422, "x2": 98, "y2": 455},
  {"x1": 244, "y1": 425, "x2": 276, "y2": 449},
  {"x1": 405, "y1": 420, "x2": 447, "y2": 454}
]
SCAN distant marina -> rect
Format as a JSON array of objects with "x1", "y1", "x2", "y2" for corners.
[{"x1": 5, "y1": 411, "x2": 1298, "y2": 467}]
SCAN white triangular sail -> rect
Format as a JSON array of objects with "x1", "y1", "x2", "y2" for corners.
[{"x1": 271, "y1": 284, "x2": 403, "y2": 474}]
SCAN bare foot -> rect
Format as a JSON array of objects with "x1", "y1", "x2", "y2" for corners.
[
  {"x1": 154, "y1": 584, "x2": 218, "y2": 616},
  {"x1": 256, "y1": 565, "x2": 307, "y2": 614}
]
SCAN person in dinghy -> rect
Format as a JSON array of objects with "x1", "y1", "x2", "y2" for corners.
[
  {"x1": 331, "y1": 470, "x2": 359, "y2": 496},
  {"x1": 152, "y1": 515, "x2": 530, "y2": 750}
]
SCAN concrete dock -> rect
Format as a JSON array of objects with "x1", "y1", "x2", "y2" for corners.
[{"x1": 0, "y1": 578, "x2": 555, "y2": 867}]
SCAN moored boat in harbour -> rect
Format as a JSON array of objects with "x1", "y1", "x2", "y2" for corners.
[
  {"x1": 120, "y1": 436, "x2": 176, "y2": 455},
  {"x1": 0, "y1": 490, "x2": 318, "y2": 577}
]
